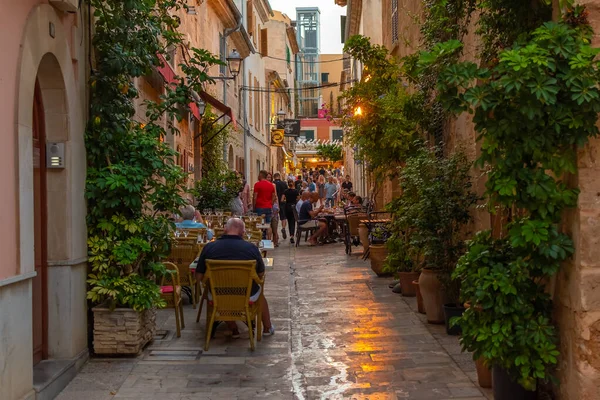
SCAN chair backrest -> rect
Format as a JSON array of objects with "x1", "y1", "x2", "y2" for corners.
[
  {"x1": 369, "y1": 211, "x2": 392, "y2": 221},
  {"x1": 204, "y1": 260, "x2": 259, "y2": 317},
  {"x1": 347, "y1": 213, "x2": 368, "y2": 236},
  {"x1": 166, "y1": 241, "x2": 198, "y2": 284},
  {"x1": 160, "y1": 262, "x2": 181, "y2": 288}
]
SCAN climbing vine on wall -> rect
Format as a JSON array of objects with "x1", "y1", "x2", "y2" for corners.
[
  {"x1": 86, "y1": 0, "x2": 223, "y2": 311},
  {"x1": 420, "y1": 7, "x2": 600, "y2": 389}
]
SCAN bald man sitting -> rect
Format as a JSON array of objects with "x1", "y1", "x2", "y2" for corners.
[{"x1": 195, "y1": 218, "x2": 274, "y2": 338}]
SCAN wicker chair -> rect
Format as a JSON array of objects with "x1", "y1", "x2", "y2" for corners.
[
  {"x1": 346, "y1": 212, "x2": 368, "y2": 255},
  {"x1": 292, "y1": 206, "x2": 317, "y2": 247},
  {"x1": 160, "y1": 262, "x2": 185, "y2": 337},
  {"x1": 199, "y1": 260, "x2": 264, "y2": 351},
  {"x1": 166, "y1": 240, "x2": 201, "y2": 308}
]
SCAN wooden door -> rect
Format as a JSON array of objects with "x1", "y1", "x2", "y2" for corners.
[{"x1": 32, "y1": 80, "x2": 48, "y2": 365}]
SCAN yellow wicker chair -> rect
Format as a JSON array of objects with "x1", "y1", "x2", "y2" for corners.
[
  {"x1": 346, "y1": 213, "x2": 368, "y2": 255},
  {"x1": 166, "y1": 240, "x2": 201, "y2": 309},
  {"x1": 198, "y1": 260, "x2": 264, "y2": 351},
  {"x1": 160, "y1": 262, "x2": 185, "y2": 338}
]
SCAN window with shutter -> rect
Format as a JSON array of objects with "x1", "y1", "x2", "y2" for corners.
[
  {"x1": 391, "y1": 0, "x2": 399, "y2": 44},
  {"x1": 247, "y1": 0, "x2": 254, "y2": 37},
  {"x1": 260, "y1": 28, "x2": 268, "y2": 56}
]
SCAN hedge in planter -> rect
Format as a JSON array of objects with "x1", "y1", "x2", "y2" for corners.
[
  {"x1": 86, "y1": 1, "x2": 222, "y2": 316},
  {"x1": 423, "y1": 9, "x2": 600, "y2": 391}
]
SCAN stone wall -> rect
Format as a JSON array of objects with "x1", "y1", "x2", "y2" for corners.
[{"x1": 93, "y1": 307, "x2": 156, "y2": 355}]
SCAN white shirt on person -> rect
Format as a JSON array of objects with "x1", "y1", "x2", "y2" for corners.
[{"x1": 296, "y1": 199, "x2": 304, "y2": 213}]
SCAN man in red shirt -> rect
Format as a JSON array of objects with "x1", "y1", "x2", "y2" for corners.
[{"x1": 253, "y1": 170, "x2": 276, "y2": 238}]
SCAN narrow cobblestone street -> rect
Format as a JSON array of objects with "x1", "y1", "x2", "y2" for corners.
[{"x1": 57, "y1": 241, "x2": 492, "y2": 400}]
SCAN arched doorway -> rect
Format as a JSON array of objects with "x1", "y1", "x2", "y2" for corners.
[
  {"x1": 32, "y1": 79, "x2": 48, "y2": 365},
  {"x1": 228, "y1": 145, "x2": 234, "y2": 170}
]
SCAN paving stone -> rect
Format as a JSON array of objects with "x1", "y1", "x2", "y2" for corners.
[{"x1": 57, "y1": 240, "x2": 486, "y2": 399}]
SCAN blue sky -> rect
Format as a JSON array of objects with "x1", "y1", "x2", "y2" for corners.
[{"x1": 268, "y1": 0, "x2": 346, "y2": 54}]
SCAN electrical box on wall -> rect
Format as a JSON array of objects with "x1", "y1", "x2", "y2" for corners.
[
  {"x1": 49, "y1": 0, "x2": 78, "y2": 12},
  {"x1": 46, "y1": 142, "x2": 65, "y2": 169}
]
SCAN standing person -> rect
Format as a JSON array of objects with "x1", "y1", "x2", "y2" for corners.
[
  {"x1": 265, "y1": 172, "x2": 279, "y2": 244},
  {"x1": 273, "y1": 173, "x2": 288, "y2": 240},
  {"x1": 317, "y1": 175, "x2": 326, "y2": 204},
  {"x1": 319, "y1": 166, "x2": 326, "y2": 176},
  {"x1": 240, "y1": 174, "x2": 251, "y2": 214},
  {"x1": 307, "y1": 177, "x2": 317, "y2": 193},
  {"x1": 252, "y1": 170, "x2": 276, "y2": 239},
  {"x1": 295, "y1": 175, "x2": 303, "y2": 191},
  {"x1": 281, "y1": 180, "x2": 300, "y2": 243},
  {"x1": 342, "y1": 175, "x2": 353, "y2": 193},
  {"x1": 324, "y1": 176, "x2": 338, "y2": 208}
]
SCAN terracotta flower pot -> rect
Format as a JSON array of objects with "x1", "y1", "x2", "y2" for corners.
[
  {"x1": 413, "y1": 280, "x2": 425, "y2": 314},
  {"x1": 418, "y1": 268, "x2": 445, "y2": 324},
  {"x1": 475, "y1": 357, "x2": 492, "y2": 388},
  {"x1": 369, "y1": 244, "x2": 391, "y2": 276},
  {"x1": 398, "y1": 271, "x2": 420, "y2": 297},
  {"x1": 358, "y1": 223, "x2": 369, "y2": 249}
]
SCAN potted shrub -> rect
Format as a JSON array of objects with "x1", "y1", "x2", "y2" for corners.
[
  {"x1": 383, "y1": 232, "x2": 420, "y2": 297},
  {"x1": 395, "y1": 147, "x2": 477, "y2": 324},
  {"x1": 86, "y1": 0, "x2": 223, "y2": 354},
  {"x1": 369, "y1": 226, "x2": 391, "y2": 276},
  {"x1": 453, "y1": 231, "x2": 567, "y2": 399}
]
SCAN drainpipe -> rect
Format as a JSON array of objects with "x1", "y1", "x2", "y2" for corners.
[{"x1": 222, "y1": 1, "x2": 243, "y2": 166}]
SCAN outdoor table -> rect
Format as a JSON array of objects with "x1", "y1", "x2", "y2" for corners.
[
  {"x1": 318, "y1": 213, "x2": 345, "y2": 243},
  {"x1": 260, "y1": 239, "x2": 274, "y2": 257},
  {"x1": 256, "y1": 223, "x2": 271, "y2": 230}
]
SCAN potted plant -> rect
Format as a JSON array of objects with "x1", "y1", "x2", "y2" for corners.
[
  {"x1": 86, "y1": 0, "x2": 223, "y2": 354},
  {"x1": 369, "y1": 226, "x2": 391, "y2": 276},
  {"x1": 383, "y1": 232, "x2": 420, "y2": 297},
  {"x1": 395, "y1": 147, "x2": 477, "y2": 324},
  {"x1": 192, "y1": 169, "x2": 241, "y2": 212}
]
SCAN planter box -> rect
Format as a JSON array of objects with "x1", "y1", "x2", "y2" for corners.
[
  {"x1": 369, "y1": 245, "x2": 391, "y2": 276},
  {"x1": 92, "y1": 305, "x2": 156, "y2": 355}
]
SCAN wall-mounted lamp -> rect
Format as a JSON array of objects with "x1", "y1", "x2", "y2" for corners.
[
  {"x1": 354, "y1": 106, "x2": 363, "y2": 117},
  {"x1": 197, "y1": 99, "x2": 206, "y2": 117},
  {"x1": 209, "y1": 49, "x2": 242, "y2": 80},
  {"x1": 277, "y1": 108, "x2": 286, "y2": 124}
]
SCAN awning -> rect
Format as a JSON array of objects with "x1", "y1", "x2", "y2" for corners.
[
  {"x1": 199, "y1": 91, "x2": 237, "y2": 129},
  {"x1": 155, "y1": 54, "x2": 235, "y2": 125}
]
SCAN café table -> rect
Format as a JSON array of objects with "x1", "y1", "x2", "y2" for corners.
[{"x1": 259, "y1": 239, "x2": 274, "y2": 257}]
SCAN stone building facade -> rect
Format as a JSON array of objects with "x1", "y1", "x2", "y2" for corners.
[
  {"x1": 343, "y1": 0, "x2": 600, "y2": 398},
  {"x1": 0, "y1": 1, "x2": 89, "y2": 399}
]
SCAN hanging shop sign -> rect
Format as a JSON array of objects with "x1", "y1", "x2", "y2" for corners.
[
  {"x1": 271, "y1": 129, "x2": 285, "y2": 147},
  {"x1": 277, "y1": 119, "x2": 301, "y2": 137}
]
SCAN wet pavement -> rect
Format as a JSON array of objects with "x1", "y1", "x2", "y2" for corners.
[{"x1": 57, "y1": 238, "x2": 492, "y2": 400}]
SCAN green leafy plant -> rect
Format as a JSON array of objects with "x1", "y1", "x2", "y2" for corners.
[
  {"x1": 200, "y1": 107, "x2": 233, "y2": 175},
  {"x1": 86, "y1": 0, "x2": 223, "y2": 311},
  {"x1": 422, "y1": 15, "x2": 600, "y2": 389},
  {"x1": 386, "y1": 145, "x2": 477, "y2": 302},
  {"x1": 191, "y1": 170, "x2": 241, "y2": 212},
  {"x1": 316, "y1": 143, "x2": 343, "y2": 164},
  {"x1": 341, "y1": 36, "x2": 420, "y2": 178}
]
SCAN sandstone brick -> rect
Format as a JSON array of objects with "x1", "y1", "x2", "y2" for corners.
[{"x1": 93, "y1": 306, "x2": 156, "y2": 355}]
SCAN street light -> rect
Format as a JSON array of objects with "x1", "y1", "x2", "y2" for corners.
[
  {"x1": 354, "y1": 106, "x2": 363, "y2": 117},
  {"x1": 277, "y1": 108, "x2": 286, "y2": 123},
  {"x1": 197, "y1": 99, "x2": 206, "y2": 117},
  {"x1": 209, "y1": 49, "x2": 242, "y2": 80},
  {"x1": 226, "y1": 49, "x2": 242, "y2": 78}
]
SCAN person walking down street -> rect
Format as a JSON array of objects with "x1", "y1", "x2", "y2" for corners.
[
  {"x1": 273, "y1": 172, "x2": 289, "y2": 240},
  {"x1": 252, "y1": 170, "x2": 276, "y2": 239},
  {"x1": 308, "y1": 177, "x2": 317, "y2": 193},
  {"x1": 281, "y1": 180, "x2": 300, "y2": 243},
  {"x1": 295, "y1": 175, "x2": 303, "y2": 191},
  {"x1": 240, "y1": 174, "x2": 251, "y2": 214},
  {"x1": 317, "y1": 175, "x2": 326, "y2": 204},
  {"x1": 324, "y1": 176, "x2": 338, "y2": 208}
]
